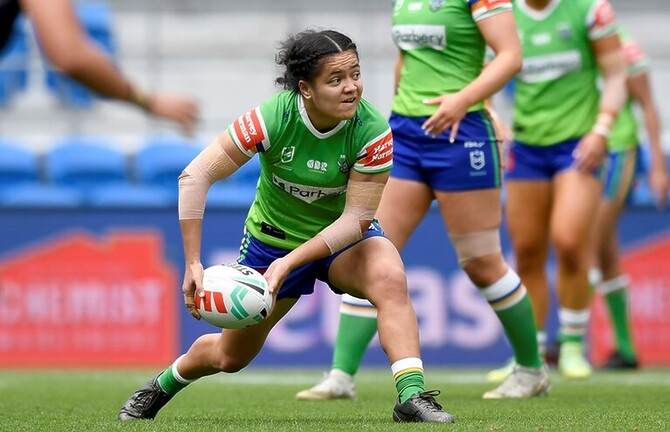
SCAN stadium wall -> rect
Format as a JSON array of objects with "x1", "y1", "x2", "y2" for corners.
[{"x1": 0, "y1": 206, "x2": 668, "y2": 368}]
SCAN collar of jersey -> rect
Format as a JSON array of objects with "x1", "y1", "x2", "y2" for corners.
[
  {"x1": 298, "y1": 95, "x2": 347, "y2": 139},
  {"x1": 517, "y1": 0, "x2": 561, "y2": 21}
]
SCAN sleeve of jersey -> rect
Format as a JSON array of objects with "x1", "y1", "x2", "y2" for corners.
[
  {"x1": 586, "y1": 0, "x2": 617, "y2": 40},
  {"x1": 469, "y1": 0, "x2": 512, "y2": 22},
  {"x1": 623, "y1": 39, "x2": 649, "y2": 77},
  {"x1": 353, "y1": 128, "x2": 393, "y2": 174},
  {"x1": 227, "y1": 105, "x2": 272, "y2": 157}
]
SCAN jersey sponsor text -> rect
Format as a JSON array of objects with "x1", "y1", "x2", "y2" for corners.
[
  {"x1": 518, "y1": 50, "x2": 582, "y2": 83},
  {"x1": 233, "y1": 108, "x2": 266, "y2": 151},
  {"x1": 271, "y1": 173, "x2": 346, "y2": 204},
  {"x1": 392, "y1": 24, "x2": 446, "y2": 50}
]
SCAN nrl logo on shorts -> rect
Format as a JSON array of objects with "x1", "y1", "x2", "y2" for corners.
[
  {"x1": 469, "y1": 150, "x2": 485, "y2": 170},
  {"x1": 430, "y1": 0, "x2": 446, "y2": 11}
]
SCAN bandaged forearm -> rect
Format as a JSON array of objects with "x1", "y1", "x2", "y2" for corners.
[
  {"x1": 596, "y1": 50, "x2": 628, "y2": 136},
  {"x1": 318, "y1": 180, "x2": 385, "y2": 254},
  {"x1": 178, "y1": 141, "x2": 239, "y2": 220}
]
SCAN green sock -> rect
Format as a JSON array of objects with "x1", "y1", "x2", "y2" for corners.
[
  {"x1": 558, "y1": 307, "x2": 589, "y2": 345},
  {"x1": 156, "y1": 364, "x2": 190, "y2": 396},
  {"x1": 604, "y1": 286, "x2": 636, "y2": 360},
  {"x1": 332, "y1": 312, "x2": 378, "y2": 375},
  {"x1": 496, "y1": 294, "x2": 543, "y2": 368},
  {"x1": 394, "y1": 370, "x2": 425, "y2": 404},
  {"x1": 481, "y1": 270, "x2": 542, "y2": 368}
]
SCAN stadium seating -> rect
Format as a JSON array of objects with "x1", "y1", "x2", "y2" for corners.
[
  {"x1": 134, "y1": 136, "x2": 203, "y2": 198},
  {"x1": 43, "y1": 2, "x2": 116, "y2": 108},
  {"x1": 87, "y1": 184, "x2": 175, "y2": 208},
  {"x1": 0, "y1": 138, "x2": 40, "y2": 190},
  {"x1": 0, "y1": 184, "x2": 85, "y2": 208},
  {"x1": 0, "y1": 15, "x2": 29, "y2": 108},
  {"x1": 46, "y1": 136, "x2": 128, "y2": 192}
]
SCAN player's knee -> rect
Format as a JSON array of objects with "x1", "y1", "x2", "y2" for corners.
[
  {"x1": 365, "y1": 262, "x2": 407, "y2": 304},
  {"x1": 461, "y1": 253, "x2": 507, "y2": 287},
  {"x1": 553, "y1": 235, "x2": 585, "y2": 269}
]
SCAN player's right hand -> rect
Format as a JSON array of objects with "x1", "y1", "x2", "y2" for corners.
[{"x1": 182, "y1": 261, "x2": 205, "y2": 320}]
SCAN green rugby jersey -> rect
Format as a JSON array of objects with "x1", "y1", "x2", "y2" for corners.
[
  {"x1": 227, "y1": 91, "x2": 393, "y2": 250},
  {"x1": 608, "y1": 28, "x2": 648, "y2": 152},
  {"x1": 391, "y1": 0, "x2": 511, "y2": 117},
  {"x1": 512, "y1": 0, "x2": 617, "y2": 145}
]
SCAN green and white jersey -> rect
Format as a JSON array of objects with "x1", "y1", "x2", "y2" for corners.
[
  {"x1": 609, "y1": 28, "x2": 648, "y2": 152},
  {"x1": 391, "y1": 0, "x2": 512, "y2": 117},
  {"x1": 512, "y1": 0, "x2": 618, "y2": 145},
  {"x1": 227, "y1": 90, "x2": 393, "y2": 250}
]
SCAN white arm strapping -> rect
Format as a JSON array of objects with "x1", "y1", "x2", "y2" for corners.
[
  {"x1": 598, "y1": 48, "x2": 628, "y2": 116},
  {"x1": 318, "y1": 180, "x2": 386, "y2": 254},
  {"x1": 178, "y1": 143, "x2": 239, "y2": 220}
]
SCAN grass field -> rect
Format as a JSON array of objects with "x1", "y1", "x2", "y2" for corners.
[{"x1": 1, "y1": 368, "x2": 668, "y2": 431}]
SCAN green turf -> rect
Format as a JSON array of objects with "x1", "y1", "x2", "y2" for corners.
[{"x1": 0, "y1": 368, "x2": 668, "y2": 431}]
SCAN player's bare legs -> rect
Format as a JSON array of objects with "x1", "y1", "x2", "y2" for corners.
[{"x1": 329, "y1": 235, "x2": 454, "y2": 422}]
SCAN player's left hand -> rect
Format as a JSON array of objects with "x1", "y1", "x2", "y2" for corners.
[
  {"x1": 573, "y1": 133, "x2": 607, "y2": 173},
  {"x1": 421, "y1": 93, "x2": 468, "y2": 139}
]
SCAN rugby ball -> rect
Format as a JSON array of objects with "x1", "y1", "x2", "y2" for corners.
[{"x1": 195, "y1": 263, "x2": 272, "y2": 329}]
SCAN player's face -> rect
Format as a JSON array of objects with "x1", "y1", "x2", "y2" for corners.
[{"x1": 299, "y1": 51, "x2": 363, "y2": 132}]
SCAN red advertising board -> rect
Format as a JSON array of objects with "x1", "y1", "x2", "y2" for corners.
[
  {"x1": 0, "y1": 231, "x2": 178, "y2": 367},
  {"x1": 591, "y1": 234, "x2": 670, "y2": 366}
]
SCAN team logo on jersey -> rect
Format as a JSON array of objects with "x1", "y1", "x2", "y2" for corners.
[
  {"x1": 337, "y1": 154, "x2": 351, "y2": 174},
  {"x1": 272, "y1": 173, "x2": 346, "y2": 204},
  {"x1": 429, "y1": 0, "x2": 445, "y2": 11},
  {"x1": 469, "y1": 150, "x2": 485, "y2": 170},
  {"x1": 281, "y1": 146, "x2": 295, "y2": 163},
  {"x1": 556, "y1": 22, "x2": 572, "y2": 40}
]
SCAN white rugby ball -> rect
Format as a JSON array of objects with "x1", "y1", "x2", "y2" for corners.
[{"x1": 195, "y1": 263, "x2": 272, "y2": 329}]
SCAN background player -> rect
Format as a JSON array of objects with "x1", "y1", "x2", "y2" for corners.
[{"x1": 296, "y1": 0, "x2": 549, "y2": 401}]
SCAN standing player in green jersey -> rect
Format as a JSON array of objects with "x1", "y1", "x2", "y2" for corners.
[
  {"x1": 297, "y1": 0, "x2": 550, "y2": 401},
  {"x1": 588, "y1": 28, "x2": 668, "y2": 369},
  {"x1": 491, "y1": 0, "x2": 628, "y2": 380},
  {"x1": 117, "y1": 29, "x2": 455, "y2": 424}
]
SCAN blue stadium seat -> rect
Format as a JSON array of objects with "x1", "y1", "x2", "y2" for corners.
[
  {"x1": 44, "y1": 2, "x2": 116, "y2": 108},
  {"x1": 87, "y1": 184, "x2": 175, "y2": 208},
  {"x1": 134, "y1": 137, "x2": 203, "y2": 198},
  {"x1": 46, "y1": 137, "x2": 128, "y2": 192},
  {"x1": 0, "y1": 15, "x2": 29, "y2": 107},
  {"x1": 0, "y1": 139, "x2": 40, "y2": 190},
  {"x1": 0, "y1": 184, "x2": 84, "y2": 208}
]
